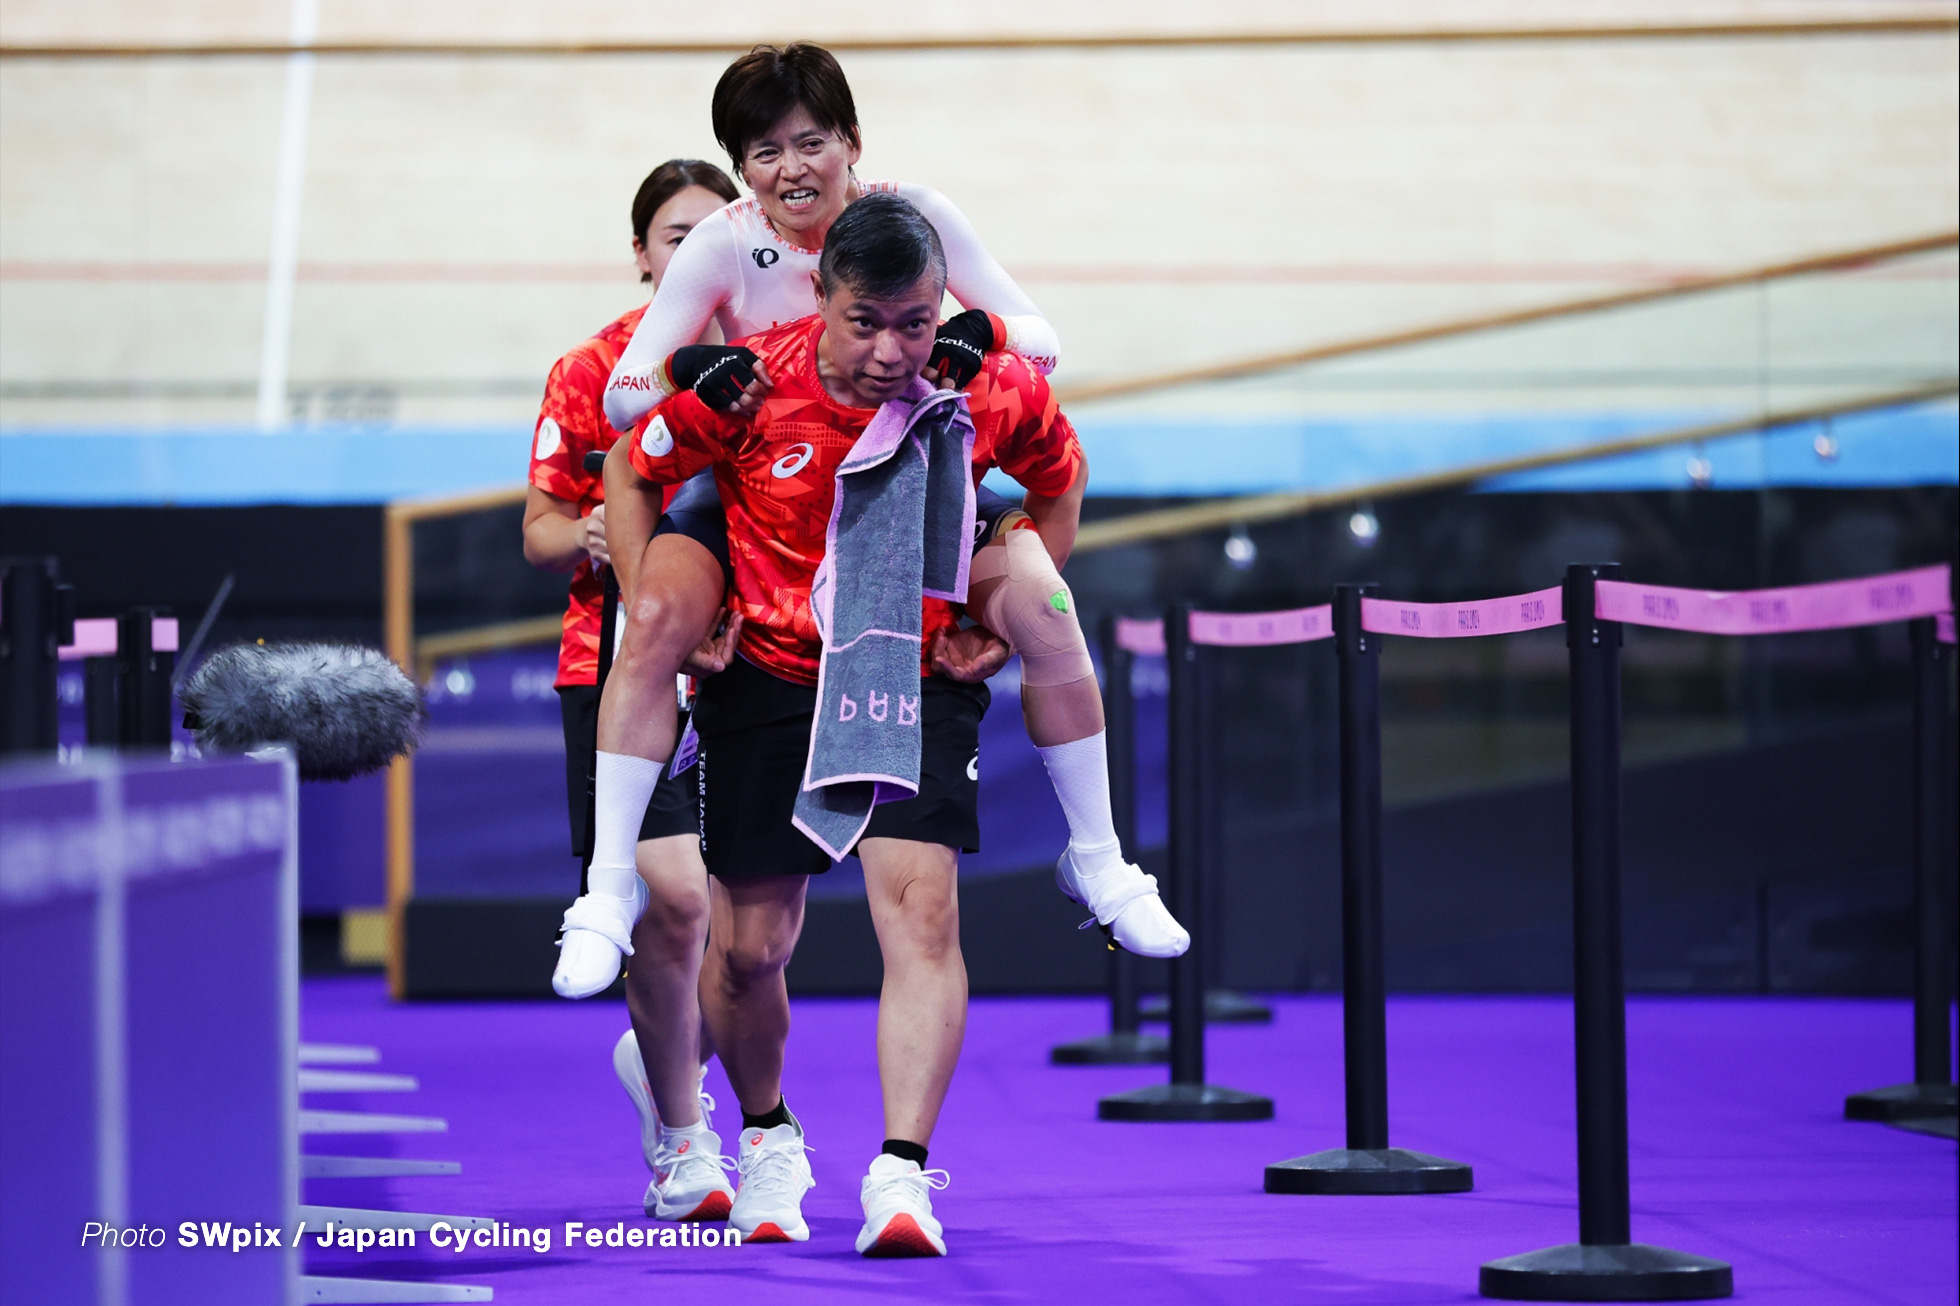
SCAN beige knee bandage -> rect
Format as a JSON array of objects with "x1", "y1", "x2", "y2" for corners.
[{"x1": 970, "y1": 528, "x2": 1096, "y2": 688}]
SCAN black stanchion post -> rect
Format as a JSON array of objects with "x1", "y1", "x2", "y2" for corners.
[
  {"x1": 1844, "y1": 614, "x2": 1957, "y2": 1124},
  {"x1": 84, "y1": 657, "x2": 120, "y2": 747},
  {"x1": 1481, "y1": 564, "x2": 1731, "y2": 1300},
  {"x1": 116, "y1": 607, "x2": 175, "y2": 749},
  {"x1": 1267, "y1": 584, "x2": 1472, "y2": 1195},
  {"x1": 1169, "y1": 605, "x2": 1206, "y2": 1089},
  {"x1": 1143, "y1": 644, "x2": 1273, "y2": 1028},
  {"x1": 1, "y1": 557, "x2": 70, "y2": 756},
  {"x1": 1099, "y1": 605, "x2": 1272, "y2": 1121},
  {"x1": 1052, "y1": 616, "x2": 1169, "y2": 1065}
]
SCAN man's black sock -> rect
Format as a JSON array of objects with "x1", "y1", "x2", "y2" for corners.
[
  {"x1": 881, "y1": 1138, "x2": 929, "y2": 1167},
  {"x1": 741, "y1": 1097, "x2": 792, "y2": 1131}
]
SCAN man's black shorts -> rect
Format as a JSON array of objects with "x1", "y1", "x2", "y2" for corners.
[
  {"x1": 691, "y1": 654, "x2": 988, "y2": 879},
  {"x1": 557, "y1": 685, "x2": 699, "y2": 858}
]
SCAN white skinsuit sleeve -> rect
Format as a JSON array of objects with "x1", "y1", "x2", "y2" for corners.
[
  {"x1": 901, "y1": 183, "x2": 1060, "y2": 375},
  {"x1": 603, "y1": 216, "x2": 740, "y2": 432}
]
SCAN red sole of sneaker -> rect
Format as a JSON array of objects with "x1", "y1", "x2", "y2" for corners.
[
  {"x1": 743, "y1": 1222, "x2": 796, "y2": 1243},
  {"x1": 679, "y1": 1193, "x2": 733, "y2": 1222},
  {"x1": 863, "y1": 1213, "x2": 944, "y2": 1258}
]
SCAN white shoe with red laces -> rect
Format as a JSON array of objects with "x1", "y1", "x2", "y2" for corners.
[
  {"x1": 855, "y1": 1153, "x2": 950, "y2": 1257},
  {"x1": 728, "y1": 1113, "x2": 814, "y2": 1243},
  {"x1": 644, "y1": 1127, "x2": 736, "y2": 1222}
]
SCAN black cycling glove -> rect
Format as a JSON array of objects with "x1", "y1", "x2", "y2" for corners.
[
  {"x1": 926, "y1": 310, "x2": 1002, "y2": 390},
  {"x1": 666, "y1": 344, "x2": 761, "y2": 410}
]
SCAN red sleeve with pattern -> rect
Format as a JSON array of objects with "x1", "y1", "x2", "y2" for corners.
[
  {"x1": 969, "y1": 352, "x2": 1083, "y2": 498},
  {"x1": 529, "y1": 351, "x2": 606, "y2": 503},
  {"x1": 625, "y1": 392, "x2": 735, "y2": 486}
]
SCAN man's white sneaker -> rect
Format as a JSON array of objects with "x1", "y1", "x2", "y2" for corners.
[
  {"x1": 727, "y1": 1114, "x2": 815, "y2": 1243},
  {"x1": 551, "y1": 880, "x2": 647, "y2": 998},
  {"x1": 611, "y1": 1030, "x2": 716, "y2": 1172},
  {"x1": 1056, "y1": 844, "x2": 1190, "y2": 958},
  {"x1": 854, "y1": 1153, "x2": 949, "y2": 1257},
  {"x1": 644, "y1": 1127, "x2": 736, "y2": 1222}
]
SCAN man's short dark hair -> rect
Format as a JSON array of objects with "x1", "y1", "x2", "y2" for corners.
[
  {"x1": 818, "y1": 192, "x2": 948, "y2": 302},
  {"x1": 712, "y1": 44, "x2": 860, "y2": 176}
]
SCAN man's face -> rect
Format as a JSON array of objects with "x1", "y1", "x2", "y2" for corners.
[{"x1": 813, "y1": 270, "x2": 942, "y2": 408}]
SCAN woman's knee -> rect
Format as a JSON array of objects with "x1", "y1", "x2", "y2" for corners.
[
  {"x1": 969, "y1": 531, "x2": 1092, "y2": 687},
  {"x1": 622, "y1": 587, "x2": 683, "y2": 661}
]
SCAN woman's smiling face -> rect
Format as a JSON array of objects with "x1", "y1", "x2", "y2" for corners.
[{"x1": 740, "y1": 104, "x2": 861, "y2": 248}]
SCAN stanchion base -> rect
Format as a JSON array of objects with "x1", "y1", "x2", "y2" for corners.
[
  {"x1": 1889, "y1": 1115, "x2": 1959, "y2": 1140},
  {"x1": 1139, "y1": 990, "x2": 1274, "y2": 1024},
  {"x1": 1049, "y1": 1032, "x2": 1170, "y2": 1065},
  {"x1": 1480, "y1": 1243, "x2": 1732, "y2": 1301},
  {"x1": 1264, "y1": 1147, "x2": 1473, "y2": 1195},
  {"x1": 1098, "y1": 1083, "x2": 1274, "y2": 1122},
  {"x1": 1844, "y1": 1081, "x2": 1958, "y2": 1123}
]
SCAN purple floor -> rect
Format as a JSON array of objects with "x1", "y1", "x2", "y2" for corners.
[{"x1": 301, "y1": 979, "x2": 1955, "y2": 1304}]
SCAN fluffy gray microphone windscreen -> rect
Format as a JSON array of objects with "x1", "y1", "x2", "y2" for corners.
[{"x1": 180, "y1": 643, "x2": 426, "y2": 781}]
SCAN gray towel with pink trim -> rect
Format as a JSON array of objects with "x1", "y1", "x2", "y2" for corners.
[{"x1": 794, "y1": 378, "x2": 976, "y2": 859}]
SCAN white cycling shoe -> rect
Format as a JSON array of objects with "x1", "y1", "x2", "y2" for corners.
[
  {"x1": 551, "y1": 879, "x2": 646, "y2": 999},
  {"x1": 1056, "y1": 843, "x2": 1190, "y2": 958},
  {"x1": 611, "y1": 1030, "x2": 715, "y2": 1171},
  {"x1": 728, "y1": 1112, "x2": 815, "y2": 1244},
  {"x1": 855, "y1": 1154, "x2": 950, "y2": 1257}
]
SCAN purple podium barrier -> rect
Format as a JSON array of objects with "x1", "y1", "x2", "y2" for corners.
[{"x1": 1, "y1": 751, "x2": 298, "y2": 1306}]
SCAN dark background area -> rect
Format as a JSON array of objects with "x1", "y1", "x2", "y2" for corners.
[{"x1": 9, "y1": 484, "x2": 1954, "y2": 998}]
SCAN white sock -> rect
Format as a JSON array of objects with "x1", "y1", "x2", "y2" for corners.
[
  {"x1": 658, "y1": 1115, "x2": 709, "y2": 1143},
  {"x1": 1037, "y1": 732, "x2": 1122, "y2": 870},
  {"x1": 589, "y1": 751, "x2": 662, "y2": 901}
]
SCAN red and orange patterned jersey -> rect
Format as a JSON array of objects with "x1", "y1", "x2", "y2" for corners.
[
  {"x1": 627, "y1": 315, "x2": 1083, "y2": 686},
  {"x1": 529, "y1": 304, "x2": 678, "y2": 687}
]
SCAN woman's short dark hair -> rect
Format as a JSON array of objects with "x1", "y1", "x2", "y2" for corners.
[
  {"x1": 818, "y1": 192, "x2": 946, "y2": 302},
  {"x1": 631, "y1": 159, "x2": 739, "y2": 281},
  {"x1": 711, "y1": 44, "x2": 860, "y2": 178}
]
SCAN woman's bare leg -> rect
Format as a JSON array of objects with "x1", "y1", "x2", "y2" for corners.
[
  {"x1": 553, "y1": 534, "x2": 727, "y2": 998},
  {"x1": 966, "y1": 533, "x2": 1188, "y2": 958},
  {"x1": 624, "y1": 834, "x2": 712, "y2": 1126},
  {"x1": 598, "y1": 534, "x2": 725, "y2": 762}
]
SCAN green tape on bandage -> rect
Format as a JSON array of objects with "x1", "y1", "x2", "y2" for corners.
[{"x1": 1049, "y1": 592, "x2": 1069, "y2": 614}]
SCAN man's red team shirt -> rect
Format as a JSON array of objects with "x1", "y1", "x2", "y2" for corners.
[
  {"x1": 529, "y1": 304, "x2": 679, "y2": 687},
  {"x1": 627, "y1": 315, "x2": 1084, "y2": 687}
]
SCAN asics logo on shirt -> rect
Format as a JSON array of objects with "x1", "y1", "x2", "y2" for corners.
[
  {"x1": 771, "y1": 444, "x2": 815, "y2": 478},
  {"x1": 751, "y1": 248, "x2": 780, "y2": 269}
]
